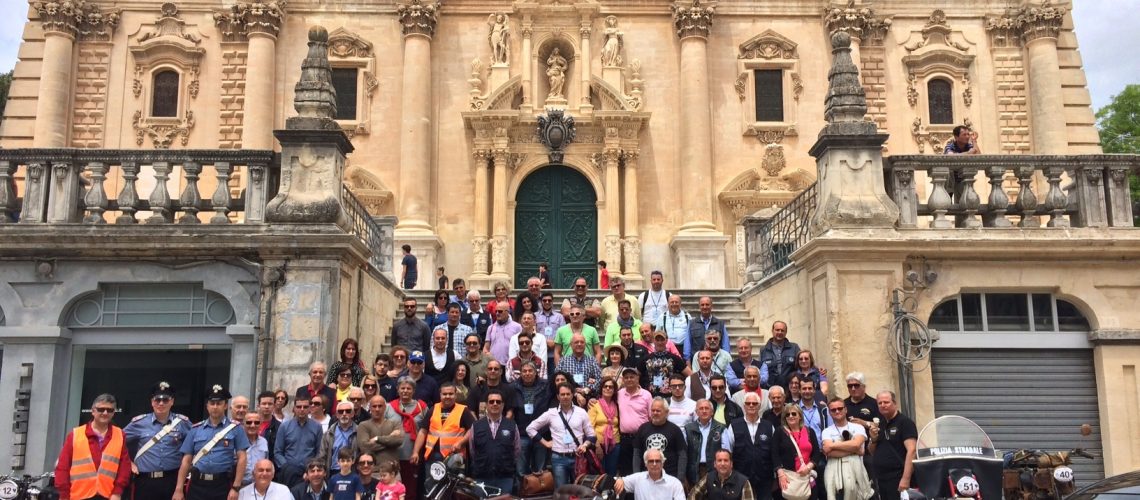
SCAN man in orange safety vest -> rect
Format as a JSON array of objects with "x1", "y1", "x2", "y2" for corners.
[{"x1": 54, "y1": 393, "x2": 132, "y2": 500}]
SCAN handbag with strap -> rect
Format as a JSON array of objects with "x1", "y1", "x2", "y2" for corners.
[
  {"x1": 557, "y1": 409, "x2": 603, "y2": 476},
  {"x1": 520, "y1": 470, "x2": 555, "y2": 496},
  {"x1": 781, "y1": 427, "x2": 814, "y2": 500}
]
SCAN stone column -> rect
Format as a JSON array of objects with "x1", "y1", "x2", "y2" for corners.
[
  {"x1": 240, "y1": 1, "x2": 285, "y2": 149},
  {"x1": 669, "y1": 1, "x2": 728, "y2": 288},
  {"x1": 1020, "y1": 5, "x2": 1067, "y2": 154},
  {"x1": 396, "y1": 1, "x2": 439, "y2": 234},
  {"x1": 603, "y1": 148, "x2": 622, "y2": 275},
  {"x1": 579, "y1": 20, "x2": 593, "y2": 108},
  {"x1": 394, "y1": 1, "x2": 442, "y2": 289},
  {"x1": 489, "y1": 149, "x2": 511, "y2": 281},
  {"x1": 521, "y1": 22, "x2": 533, "y2": 110},
  {"x1": 31, "y1": 1, "x2": 120, "y2": 147},
  {"x1": 809, "y1": 32, "x2": 899, "y2": 233},
  {"x1": 470, "y1": 150, "x2": 491, "y2": 284},
  {"x1": 621, "y1": 150, "x2": 644, "y2": 287}
]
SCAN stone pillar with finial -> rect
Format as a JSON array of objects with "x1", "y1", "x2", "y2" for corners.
[
  {"x1": 265, "y1": 26, "x2": 354, "y2": 225},
  {"x1": 809, "y1": 31, "x2": 899, "y2": 234}
]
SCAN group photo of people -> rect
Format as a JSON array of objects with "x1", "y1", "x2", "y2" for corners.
[{"x1": 55, "y1": 271, "x2": 916, "y2": 500}]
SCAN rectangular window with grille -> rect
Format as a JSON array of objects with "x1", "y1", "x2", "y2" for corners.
[
  {"x1": 754, "y1": 69, "x2": 784, "y2": 122},
  {"x1": 331, "y1": 68, "x2": 359, "y2": 121}
]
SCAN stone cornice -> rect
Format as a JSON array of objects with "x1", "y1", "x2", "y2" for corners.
[
  {"x1": 822, "y1": 3, "x2": 892, "y2": 46},
  {"x1": 214, "y1": 0, "x2": 287, "y2": 41},
  {"x1": 32, "y1": 0, "x2": 121, "y2": 41},
  {"x1": 397, "y1": 0, "x2": 439, "y2": 38},
  {"x1": 671, "y1": 0, "x2": 715, "y2": 40}
]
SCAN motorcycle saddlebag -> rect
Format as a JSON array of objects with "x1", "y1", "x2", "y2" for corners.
[{"x1": 520, "y1": 470, "x2": 555, "y2": 497}]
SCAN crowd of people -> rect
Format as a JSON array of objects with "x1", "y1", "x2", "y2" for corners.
[{"x1": 53, "y1": 271, "x2": 917, "y2": 500}]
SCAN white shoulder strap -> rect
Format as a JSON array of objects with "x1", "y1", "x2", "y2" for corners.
[{"x1": 191, "y1": 422, "x2": 238, "y2": 466}]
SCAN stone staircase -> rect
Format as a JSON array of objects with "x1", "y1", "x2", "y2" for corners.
[{"x1": 397, "y1": 288, "x2": 765, "y2": 348}]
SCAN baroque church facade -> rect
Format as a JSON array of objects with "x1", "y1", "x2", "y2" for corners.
[{"x1": 5, "y1": 0, "x2": 1140, "y2": 483}]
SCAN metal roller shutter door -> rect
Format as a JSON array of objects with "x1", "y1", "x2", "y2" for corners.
[{"x1": 931, "y1": 349, "x2": 1104, "y2": 487}]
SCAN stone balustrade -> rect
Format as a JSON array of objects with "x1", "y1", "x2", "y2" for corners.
[
  {"x1": 743, "y1": 182, "x2": 817, "y2": 285},
  {"x1": 0, "y1": 148, "x2": 277, "y2": 225},
  {"x1": 885, "y1": 155, "x2": 1140, "y2": 229}
]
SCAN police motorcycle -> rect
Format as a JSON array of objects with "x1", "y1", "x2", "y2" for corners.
[
  {"x1": 424, "y1": 454, "x2": 616, "y2": 500},
  {"x1": 1002, "y1": 447, "x2": 1094, "y2": 500},
  {"x1": 910, "y1": 416, "x2": 1003, "y2": 500},
  {"x1": 0, "y1": 472, "x2": 57, "y2": 500}
]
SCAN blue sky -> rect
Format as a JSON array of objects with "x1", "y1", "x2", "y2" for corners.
[{"x1": 0, "y1": 3, "x2": 1136, "y2": 113}]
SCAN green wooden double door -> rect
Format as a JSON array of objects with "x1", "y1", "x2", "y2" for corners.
[{"x1": 514, "y1": 166, "x2": 597, "y2": 289}]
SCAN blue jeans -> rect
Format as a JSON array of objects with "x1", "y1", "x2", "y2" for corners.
[
  {"x1": 551, "y1": 452, "x2": 576, "y2": 488},
  {"x1": 601, "y1": 446, "x2": 620, "y2": 477},
  {"x1": 518, "y1": 435, "x2": 548, "y2": 475}
]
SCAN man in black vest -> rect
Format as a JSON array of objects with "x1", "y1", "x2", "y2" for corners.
[
  {"x1": 684, "y1": 399, "x2": 725, "y2": 488},
  {"x1": 469, "y1": 389, "x2": 518, "y2": 496},
  {"x1": 759, "y1": 320, "x2": 800, "y2": 392},
  {"x1": 685, "y1": 296, "x2": 730, "y2": 362},
  {"x1": 721, "y1": 391, "x2": 782, "y2": 496}
]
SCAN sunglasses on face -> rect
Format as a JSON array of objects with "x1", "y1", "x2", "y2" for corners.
[
  {"x1": 312, "y1": 401, "x2": 323, "y2": 407},
  {"x1": 153, "y1": 396, "x2": 172, "y2": 403},
  {"x1": 519, "y1": 341, "x2": 532, "y2": 345},
  {"x1": 711, "y1": 386, "x2": 726, "y2": 391},
  {"x1": 487, "y1": 367, "x2": 501, "y2": 372},
  {"x1": 486, "y1": 400, "x2": 504, "y2": 405},
  {"x1": 829, "y1": 407, "x2": 845, "y2": 413},
  {"x1": 245, "y1": 421, "x2": 261, "y2": 426},
  {"x1": 847, "y1": 383, "x2": 862, "y2": 389},
  {"x1": 744, "y1": 402, "x2": 760, "y2": 406},
  {"x1": 466, "y1": 341, "x2": 480, "y2": 346},
  {"x1": 337, "y1": 409, "x2": 353, "y2": 415},
  {"x1": 363, "y1": 384, "x2": 377, "y2": 389},
  {"x1": 358, "y1": 460, "x2": 374, "y2": 466},
  {"x1": 295, "y1": 405, "x2": 310, "y2": 410},
  {"x1": 93, "y1": 407, "x2": 116, "y2": 414}
]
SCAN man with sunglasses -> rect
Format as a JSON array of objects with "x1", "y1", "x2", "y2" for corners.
[
  {"x1": 469, "y1": 389, "x2": 520, "y2": 495},
  {"x1": 55, "y1": 393, "x2": 132, "y2": 500},
  {"x1": 318, "y1": 401, "x2": 359, "y2": 471},
  {"x1": 554, "y1": 305, "x2": 602, "y2": 367},
  {"x1": 822, "y1": 397, "x2": 874, "y2": 500},
  {"x1": 124, "y1": 382, "x2": 191, "y2": 499},
  {"x1": 720, "y1": 391, "x2": 780, "y2": 497},
  {"x1": 273, "y1": 395, "x2": 322, "y2": 488},
  {"x1": 561, "y1": 277, "x2": 602, "y2": 327},
  {"x1": 175, "y1": 385, "x2": 249, "y2": 500},
  {"x1": 240, "y1": 411, "x2": 269, "y2": 487},
  {"x1": 390, "y1": 297, "x2": 430, "y2": 353}
]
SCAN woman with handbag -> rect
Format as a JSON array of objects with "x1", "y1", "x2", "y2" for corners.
[
  {"x1": 588, "y1": 377, "x2": 621, "y2": 475},
  {"x1": 776, "y1": 405, "x2": 825, "y2": 500}
]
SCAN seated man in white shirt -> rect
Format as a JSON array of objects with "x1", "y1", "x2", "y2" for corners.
[
  {"x1": 239, "y1": 459, "x2": 293, "y2": 500},
  {"x1": 614, "y1": 448, "x2": 685, "y2": 500}
]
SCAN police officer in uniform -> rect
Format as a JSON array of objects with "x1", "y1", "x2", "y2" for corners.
[
  {"x1": 123, "y1": 381, "x2": 191, "y2": 500},
  {"x1": 174, "y1": 384, "x2": 250, "y2": 500}
]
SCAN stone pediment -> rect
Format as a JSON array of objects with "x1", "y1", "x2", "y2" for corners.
[
  {"x1": 129, "y1": 3, "x2": 206, "y2": 68},
  {"x1": 900, "y1": 9, "x2": 975, "y2": 79},
  {"x1": 738, "y1": 29, "x2": 798, "y2": 60},
  {"x1": 344, "y1": 166, "x2": 392, "y2": 215},
  {"x1": 719, "y1": 164, "x2": 815, "y2": 221},
  {"x1": 327, "y1": 27, "x2": 374, "y2": 58}
]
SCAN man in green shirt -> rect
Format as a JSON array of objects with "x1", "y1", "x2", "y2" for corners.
[{"x1": 554, "y1": 304, "x2": 603, "y2": 365}]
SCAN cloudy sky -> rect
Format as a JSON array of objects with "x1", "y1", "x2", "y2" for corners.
[{"x1": 0, "y1": 3, "x2": 1136, "y2": 113}]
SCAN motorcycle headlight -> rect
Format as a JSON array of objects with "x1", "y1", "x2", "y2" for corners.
[
  {"x1": 0, "y1": 480, "x2": 19, "y2": 500},
  {"x1": 1053, "y1": 466, "x2": 1074, "y2": 484},
  {"x1": 955, "y1": 476, "x2": 980, "y2": 497},
  {"x1": 429, "y1": 462, "x2": 447, "y2": 481}
]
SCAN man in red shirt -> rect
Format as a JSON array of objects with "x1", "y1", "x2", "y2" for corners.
[{"x1": 54, "y1": 393, "x2": 132, "y2": 500}]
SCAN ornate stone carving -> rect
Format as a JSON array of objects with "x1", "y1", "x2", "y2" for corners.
[
  {"x1": 910, "y1": 116, "x2": 969, "y2": 154},
  {"x1": 734, "y1": 72, "x2": 748, "y2": 101},
  {"x1": 130, "y1": 3, "x2": 204, "y2": 105},
  {"x1": 132, "y1": 109, "x2": 195, "y2": 148},
  {"x1": 487, "y1": 13, "x2": 510, "y2": 65},
  {"x1": 397, "y1": 0, "x2": 439, "y2": 38},
  {"x1": 600, "y1": 16, "x2": 624, "y2": 67},
  {"x1": 537, "y1": 109, "x2": 576, "y2": 163},
  {"x1": 344, "y1": 166, "x2": 393, "y2": 214},
  {"x1": 962, "y1": 74, "x2": 973, "y2": 108},
  {"x1": 604, "y1": 235, "x2": 622, "y2": 271},
  {"x1": 468, "y1": 58, "x2": 485, "y2": 100},
  {"x1": 472, "y1": 237, "x2": 490, "y2": 275},
  {"x1": 328, "y1": 27, "x2": 373, "y2": 58},
  {"x1": 622, "y1": 237, "x2": 641, "y2": 277},
  {"x1": 988, "y1": 0, "x2": 1066, "y2": 45},
  {"x1": 213, "y1": 0, "x2": 287, "y2": 41},
  {"x1": 671, "y1": 0, "x2": 715, "y2": 40},
  {"x1": 491, "y1": 237, "x2": 508, "y2": 273},
  {"x1": 761, "y1": 144, "x2": 786, "y2": 177},
  {"x1": 791, "y1": 72, "x2": 803, "y2": 102},
  {"x1": 823, "y1": 2, "x2": 892, "y2": 46},
  {"x1": 906, "y1": 72, "x2": 919, "y2": 107},
  {"x1": 821, "y1": 32, "x2": 875, "y2": 136},
  {"x1": 901, "y1": 10, "x2": 975, "y2": 79},
  {"x1": 33, "y1": 0, "x2": 121, "y2": 40},
  {"x1": 738, "y1": 29, "x2": 797, "y2": 59},
  {"x1": 288, "y1": 27, "x2": 339, "y2": 130},
  {"x1": 546, "y1": 48, "x2": 568, "y2": 99}
]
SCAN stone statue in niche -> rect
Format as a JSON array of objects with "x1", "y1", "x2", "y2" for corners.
[
  {"x1": 487, "y1": 13, "x2": 510, "y2": 65},
  {"x1": 600, "y1": 16, "x2": 623, "y2": 67},
  {"x1": 547, "y1": 48, "x2": 567, "y2": 98}
]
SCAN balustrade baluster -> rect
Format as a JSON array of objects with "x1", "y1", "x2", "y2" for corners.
[
  {"x1": 1072, "y1": 164, "x2": 1107, "y2": 227},
  {"x1": 211, "y1": 162, "x2": 233, "y2": 224},
  {"x1": 116, "y1": 161, "x2": 140, "y2": 224},
  {"x1": 245, "y1": 163, "x2": 267, "y2": 223},
  {"x1": 178, "y1": 160, "x2": 202, "y2": 224},
  {"x1": 19, "y1": 162, "x2": 47, "y2": 223},
  {"x1": 1106, "y1": 165, "x2": 1134, "y2": 227},
  {"x1": 82, "y1": 162, "x2": 109, "y2": 224},
  {"x1": 985, "y1": 166, "x2": 1011, "y2": 227},
  {"x1": 1043, "y1": 165, "x2": 1070, "y2": 228},
  {"x1": 891, "y1": 168, "x2": 917, "y2": 228},
  {"x1": 147, "y1": 161, "x2": 173, "y2": 224},
  {"x1": 0, "y1": 161, "x2": 16, "y2": 223},
  {"x1": 1014, "y1": 166, "x2": 1039, "y2": 228},
  {"x1": 928, "y1": 166, "x2": 953, "y2": 228},
  {"x1": 957, "y1": 166, "x2": 981, "y2": 228}
]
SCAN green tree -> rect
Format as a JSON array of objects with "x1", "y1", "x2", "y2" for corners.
[
  {"x1": 0, "y1": 70, "x2": 12, "y2": 124},
  {"x1": 1095, "y1": 84, "x2": 1140, "y2": 225}
]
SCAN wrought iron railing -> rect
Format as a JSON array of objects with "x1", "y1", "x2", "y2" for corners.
[
  {"x1": 884, "y1": 154, "x2": 1140, "y2": 229},
  {"x1": 341, "y1": 185, "x2": 388, "y2": 272},
  {"x1": 0, "y1": 149, "x2": 277, "y2": 224},
  {"x1": 751, "y1": 182, "x2": 817, "y2": 281}
]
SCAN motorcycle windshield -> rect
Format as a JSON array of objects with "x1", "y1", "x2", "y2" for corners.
[{"x1": 915, "y1": 415, "x2": 999, "y2": 459}]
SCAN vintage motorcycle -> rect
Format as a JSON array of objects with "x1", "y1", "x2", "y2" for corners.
[
  {"x1": 423, "y1": 454, "x2": 615, "y2": 500},
  {"x1": 0, "y1": 472, "x2": 56, "y2": 500},
  {"x1": 1003, "y1": 447, "x2": 1094, "y2": 500},
  {"x1": 911, "y1": 415, "x2": 1004, "y2": 499}
]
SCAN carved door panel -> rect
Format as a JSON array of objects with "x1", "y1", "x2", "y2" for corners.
[{"x1": 514, "y1": 166, "x2": 597, "y2": 288}]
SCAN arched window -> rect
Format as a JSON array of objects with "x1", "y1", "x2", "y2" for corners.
[
  {"x1": 927, "y1": 78, "x2": 953, "y2": 125},
  {"x1": 66, "y1": 283, "x2": 235, "y2": 328},
  {"x1": 152, "y1": 70, "x2": 180, "y2": 118},
  {"x1": 928, "y1": 293, "x2": 1089, "y2": 333}
]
